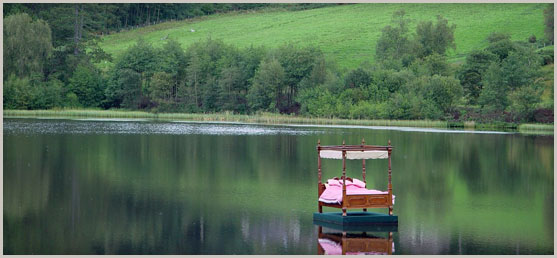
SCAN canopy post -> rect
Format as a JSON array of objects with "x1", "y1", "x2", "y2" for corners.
[
  {"x1": 317, "y1": 139, "x2": 322, "y2": 213},
  {"x1": 342, "y1": 140, "x2": 347, "y2": 216},
  {"x1": 361, "y1": 138, "x2": 366, "y2": 185},
  {"x1": 388, "y1": 139, "x2": 393, "y2": 215},
  {"x1": 317, "y1": 139, "x2": 322, "y2": 184},
  {"x1": 362, "y1": 138, "x2": 367, "y2": 212}
]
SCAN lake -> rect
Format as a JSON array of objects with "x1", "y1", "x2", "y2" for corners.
[{"x1": 3, "y1": 118, "x2": 553, "y2": 254}]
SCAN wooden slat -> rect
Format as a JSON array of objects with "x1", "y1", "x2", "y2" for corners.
[{"x1": 318, "y1": 145, "x2": 393, "y2": 151}]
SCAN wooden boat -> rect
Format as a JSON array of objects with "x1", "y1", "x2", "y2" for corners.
[{"x1": 317, "y1": 139, "x2": 395, "y2": 217}]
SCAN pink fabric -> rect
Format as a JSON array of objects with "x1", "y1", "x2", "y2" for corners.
[
  {"x1": 347, "y1": 178, "x2": 366, "y2": 188},
  {"x1": 319, "y1": 238, "x2": 393, "y2": 255},
  {"x1": 319, "y1": 179, "x2": 395, "y2": 204},
  {"x1": 318, "y1": 238, "x2": 342, "y2": 255},
  {"x1": 346, "y1": 251, "x2": 387, "y2": 255},
  {"x1": 327, "y1": 178, "x2": 365, "y2": 188},
  {"x1": 327, "y1": 178, "x2": 342, "y2": 186}
]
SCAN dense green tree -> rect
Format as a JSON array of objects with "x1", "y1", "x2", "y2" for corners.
[
  {"x1": 3, "y1": 4, "x2": 30, "y2": 17},
  {"x1": 297, "y1": 86, "x2": 336, "y2": 117},
  {"x1": 84, "y1": 37, "x2": 113, "y2": 64},
  {"x1": 485, "y1": 33, "x2": 516, "y2": 60},
  {"x1": 3, "y1": 74, "x2": 63, "y2": 110},
  {"x1": 119, "y1": 69, "x2": 143, "y2": 109},
  {"x1": 67, "y1": 64, "x2": 106, "y2": 107},
  {"x1": 297, "y1": 60, "x2": 342, "y2": 116},
  {"x1": 185, "y1": 54, "x2": 203, "y2": 109},
  {"x1": 3, "y1": 13, "x2": 53, "y2": 79},
  {"x1": 3, "y1": 75, "x2": 33, "y2": 109},
  {"x1": 150, "y1": 71, "x2": 174, "y2": 110},
  {"x1": 218, "y1": 65, "x2": 244, "y2": 112},
  {"x1": 421, "y1": 75, "x2": 463, "y2": 113},
  {"x1": 333, "y1": 89, "x2": 358, "y2": 117},
  {"x1": 500, "y1": 48, "x2": 541, "y2": 90},
  {"x1": 248, "y1": 58, "x2": 285, "y2": 112},
  {"x1": 105, "y1": 39, "x2": 159, "y2": 108},
  {"x1": 184, "y1": 38, "x2": 231, "y2": 110},
  {"x1": 461, "y1": 33, "x2": 544, "y2": 112},
  {"x1": 217, "y1": 46, "x2": 265, "y2": 113},
  {"x1": 386, "y1": 91, "x2": 423, "y2": 119},
  {"x1": 344, "y1": 68, "x2": 372, "y2": 89},
  {"x1": 105, "y1": 69, "x2": 142, "y2": 109},
  {"x1": 413, "y1": 15, "x2": 456, "y2": 58},
  {"x1": 65, "y1": 92, "x2": 80, "y2": 108},
  {"x1": 34, "y1": 77, "x2": 64, "y2": 109},
  {"x1": 202, "y1": 76, "x2": 220, "y2": 112},
  {"x1": 44, "y1": 46, "x2": 81, "y2": 84},
  {"x1": 114, "y1": 39, "x2": 159, "y2": 74},
  {"x1": 375, "y1": 10, "x2": 412, "y2": 67},
  {"x1": 478, "y1": 63, "x2": 509, "y2": 112},
  {"x1": 32, "y1": 4, "x2": 75, "y2": 48},
  {"x1": 349, "y1": 101, "x2": 388, "y2": 120},
  {"x1": 299, "y1": 56, "x2": 336, "y2": 91},
  {"x1": 457, "y1": 50, "x2": 498, "y2": 104},
  {"x1": 509, "y1": 84, "x2": 543, "y2": 121},
  {"x1": 371, "y1": 68, "x2": 413, "y2": 93},
  {"x1": 486, "y1": 32, "x2": 511, "y2": 44},
  {"x1": 544, "y1": 4, "x2": 554, "y2": 44},
  {"x1": 274, "y1": 44, "x2": 322, "y2": 112},
  {"x1": 410, "y1": 53, "x2": 452, "y2": 77},
  {"x1": 367, "y1": 83, "x2": 390, "y2": 103},
  {"x1": 538, "y1": 48, "x2": 554, "y2": 65},
  {"x1": 203, "y1": 77, "x2": 223, "y2": 112},
  {"x1": 159, "y1": 40, "x2": 186, "y2": 73},
  {"x1": 477, "y1": 45, "x2": 543, "y2": 118},
  {"x1": 158, "y1": 39, "x2": 187, "y2": 105}
]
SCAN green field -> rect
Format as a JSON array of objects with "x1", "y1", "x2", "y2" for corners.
[{"x1": 99, "y1": 3, "x2": 546, "y2": 70}]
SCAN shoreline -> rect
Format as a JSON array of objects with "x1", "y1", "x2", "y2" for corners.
[{"x1": 3, "y1": 109, "x2": 554, "y2": 134}]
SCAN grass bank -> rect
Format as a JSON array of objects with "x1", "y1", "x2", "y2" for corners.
[
  {"x1": 4, "y1": 109, "x2": 554, "y2": 134},
  {"x1": 518, "y1": 123, "x2": 555, "y2": 134},
  {"x1": 4, "y1": 109, "x2": 448, "y2": 127}
]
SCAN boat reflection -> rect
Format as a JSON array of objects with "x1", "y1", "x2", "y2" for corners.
[{"x1": 315, "y1": 224, "x2": 396, "y2": 255}]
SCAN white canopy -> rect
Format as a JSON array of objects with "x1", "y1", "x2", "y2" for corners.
[{"x1": 320, "y1": 150, "x2": 388, "y2": 160}]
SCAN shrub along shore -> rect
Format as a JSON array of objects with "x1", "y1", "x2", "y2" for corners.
[
  {"x1": 4, "y1": 109, "x2": 553, "y2": 133},
  {"x1": 3, "y1": 4, "x2": 554, "y2": 128}
]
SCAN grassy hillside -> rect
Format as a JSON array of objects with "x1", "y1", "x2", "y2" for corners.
[{"x1": 99, "y1": 3, "x2": 547, "y2": 70}]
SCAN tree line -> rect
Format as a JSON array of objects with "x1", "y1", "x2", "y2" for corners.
[{"x1": 3, "y1": 4, "x2": 554, "y2": 124}]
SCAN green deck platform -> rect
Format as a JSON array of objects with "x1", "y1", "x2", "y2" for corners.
[{"x1": 313, "y1": 211, "x2": 398, "y2": 231}]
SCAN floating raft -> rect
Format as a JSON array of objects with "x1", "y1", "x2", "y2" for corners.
[{"x1": 313, "y1": 211, "x2": 398, "y2": 231}]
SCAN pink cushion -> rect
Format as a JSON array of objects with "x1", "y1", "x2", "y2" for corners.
[
  {"x1": 326, "y1": 178, "x2": 365, "y2": 188},
  {"x1": 318, "y1": 239, "x2": 342, "y2": 255},
  {"x1": 327, "y1": 178, "x2": 342, "y2": 186},
  {"x1": 347, "y1": 178, "x2": 366, "y2": 188},
  {"x1": 319, "y1": 178, "x2": 395, "y2": 205}
]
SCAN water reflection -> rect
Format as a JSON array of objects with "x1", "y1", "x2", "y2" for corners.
[
  {"x1": 3, "y1": 119, "x2": 553, "y2": 254},
  {"x1": 316, "y1": 225, "x2": 395, "y2": 255},
  {"x1": 3, "y1": 119, "x2": 321, "y2": 135}
]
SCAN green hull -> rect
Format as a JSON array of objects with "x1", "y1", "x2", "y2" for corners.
[{"x1": 313, "y1": 211, "x2": 398, "y2": 232}]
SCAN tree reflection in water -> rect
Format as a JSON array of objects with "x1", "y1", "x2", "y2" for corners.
[{"x1": 3, "y1": 119, "x2": 553, "y2": 254}]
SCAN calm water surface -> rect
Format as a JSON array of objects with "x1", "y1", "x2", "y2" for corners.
[{"x1": 3, "y1": 118, "x2": 554, "y2": 254}]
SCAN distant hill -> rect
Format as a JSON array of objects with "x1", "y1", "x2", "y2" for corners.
[{"x1": 99, "y1": 3, "x2": 547, "y2": 70}]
